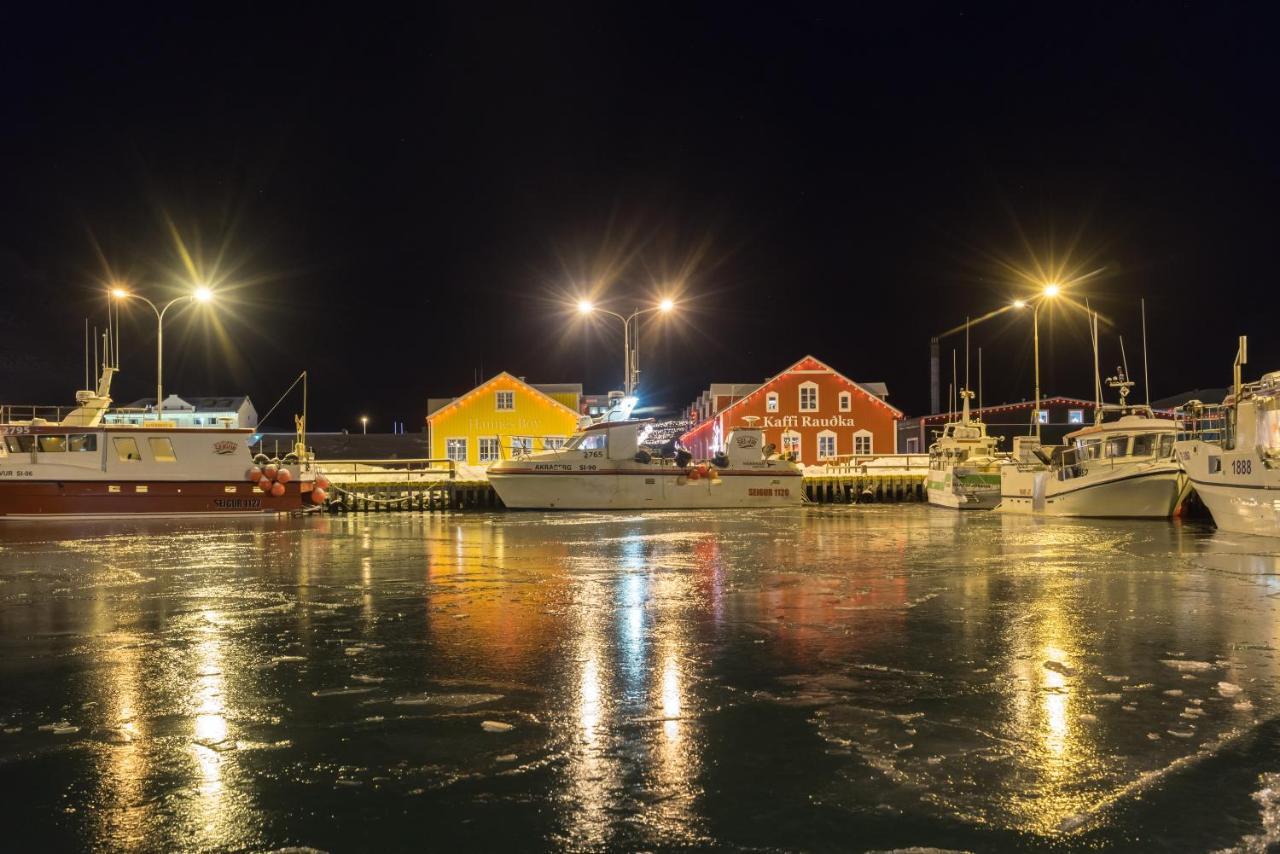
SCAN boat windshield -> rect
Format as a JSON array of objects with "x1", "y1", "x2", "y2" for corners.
[{"x1": 564, "y1": 432, "x2": 607, "y2": 451}]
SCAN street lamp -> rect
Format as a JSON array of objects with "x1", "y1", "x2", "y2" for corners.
[
  {"x1": 1013, "y1": 283, "x2": 1061, "y2": 441},
  {"x1": 576, "y1": 298, "x2": 677, "y2": 397},
  {"x1": 360, "y1": 415, "x2": 368, "y2": 435},
  {"x1": 111, "y1": 285, "x2": 215, "y2": 422}
]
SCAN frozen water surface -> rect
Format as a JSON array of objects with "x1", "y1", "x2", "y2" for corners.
[{"x1": 4, "y1": 506, "x2": 1280, "y2": 850}]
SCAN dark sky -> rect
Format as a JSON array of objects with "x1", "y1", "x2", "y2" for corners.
[{"x1": 2, "y1": 3, "x2": 1276, "y2": 430}]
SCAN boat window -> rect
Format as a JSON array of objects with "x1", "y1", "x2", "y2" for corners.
[
  {"x1": 1158, "y1": 434, "x2": 1175, "y2": 458},
  {"x1": 37, "y1": 435, "x2": 67, "y2": 453},
  {"x1": 148, "y1": 437, "x2": 178, "y2": 462},
  {"x1": 5, "y1": 435, "x2": 35, "y2": 453},
  {"x1": 1075, "y1": 438, "x2": 1102, "y2": 460},
  {"x1": 113, "y1": 437, "x2": 141, "y2": 461},
  {"x1": 578, "y1": 433, "x2": 606, "y2": 451},
  {"x1": 68, "y1": 434, "x2": 97, "y2": 452},
  {"x1": 1131, "y1": 433, "x2": 1160, "y2": 457},
  {"x1": 1104, "y1": 436, "x2": 1130, "y2": 458}
]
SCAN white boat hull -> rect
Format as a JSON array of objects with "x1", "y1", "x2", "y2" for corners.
[
  {"x1": 1177, "y1": 439, "x2": 1280, "y2": 537},
  {"x1": 488, "y1": 468, "x2": 803, "y2": 510},
  {"x1": 998, "y1": 464, "x2": 1184, "y2": 518}
]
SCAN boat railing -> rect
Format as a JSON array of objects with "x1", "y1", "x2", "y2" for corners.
[
  {"x1": 0, "y1": 403, "x2": 79, "y2": 424},
  {"x1": 1175, "y1": 402, "x2": 1230, "y2": 445}
]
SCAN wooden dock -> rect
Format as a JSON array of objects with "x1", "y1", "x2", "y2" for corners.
[{"x1": 316, "y1": 456, "x2": 929, "y2": 512}]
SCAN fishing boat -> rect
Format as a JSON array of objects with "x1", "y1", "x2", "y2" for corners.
[
  {"x1": 487, "y1": 417, "x2": 803, "y2": 509},
  {"x1": 997, "y1": 370, "x2": 1184, "y2": 517},
  {"x1": 1175, "y1": 337, "x2": 1280, "y2": 536},
  {"x1": 0, "y1": 359, "x2": 323, "y2": 520},
  {"x1": 926, "y1": 389, "x2": 1008, "y2": 510}
]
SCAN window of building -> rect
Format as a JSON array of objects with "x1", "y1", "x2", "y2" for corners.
[
  {"x1": 766, "y1": 392, "x2": 779, "y2": 413},
  {"x1": 853, "y1": 430, "x2": 873, "y2": 455},
  {"x1": 36, "y1": 435, "x2": 66, "y2": 453},
  {"x1": 782, "y1": 430, "x2": 801, "y2": 461},
  {"x1": 543, "y1": 437, "x2": 566, "y2": 450},
  {"x1": 68, "y1": 434, "x2": 97, "y2": 452},
  {"x1": 479, "y1": 436, "x2": 500, "y2": 462},
  {"x1": 446, "y1": 438, "x2": 467, "y2": 462},
  {"x1": 799, "y1": 382, "x2": 818, "y2": 412},
  {"x1": 839, "y1": 391, "x2": 852, "y2": 412},
  {"x1": 817, "y1": 431, "x2": 837, "y2": 460},
  {"x1": 496, "y1": 390, "x2": 515, "y2": 411},
  {"x1": 905, "y1": 437, "x2": 920, "y2": 453},
  {"x1": 1036, "y1": 409, "x2": 1049, "y2": 424},
  {"x1": 1068, "y1": 409, "x2": 1085, "y2": 424},
  {"x1": 148, "y1": 437, "x2": 177, "y2": 462},
  {"x1": 113, "y1": 437, "x2": 141, "y2": 461},
  {"x1": 511, "y1": 436, "x2": 533, "y2": 456}
]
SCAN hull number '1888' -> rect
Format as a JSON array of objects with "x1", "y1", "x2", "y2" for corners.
[
  {"x1": 749, "y1": 488, "x2": 790, "y2": 497},
  {"x1": 1232, "y1": 459, "x2": 1253, "y2": 475}
]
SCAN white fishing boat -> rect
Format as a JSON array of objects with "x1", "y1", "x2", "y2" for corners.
[
  {"x1": 0, "y1": 333, "x2": 325, "y2": 520},
  {"x1": 997, "y1": 371, "x2": 1184, "y2": 518},
  {"x1": 926, "y1": 389, "x2": 1007, "y2": 510},
  {"x1": 1175, "y1": 337, "x2": 1280, "y2": 536},
  {"x1": 487, "y1": 417, "x2": 803, "y2": 510}
]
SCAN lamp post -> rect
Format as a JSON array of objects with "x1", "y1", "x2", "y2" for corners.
[
  {"x1": 576, "y1": 298, "x2": 675, "y2": 397},
  {"x1": 360, "y1": 416, "x2": 368, "y2": 435},
  {"x1": 1013, "y1": 283, "x2": 1060, "y2": 441},
  {"x1": 111, "y1": 285, "x2": 214, "y2": 422}
]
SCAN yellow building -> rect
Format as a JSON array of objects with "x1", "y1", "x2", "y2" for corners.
[{"x1": 425, "y1": 373, "x2": 583, "y2": 466}]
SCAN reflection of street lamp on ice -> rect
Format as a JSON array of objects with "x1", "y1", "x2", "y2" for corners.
[
  {"x1": 575, "y1": 297, "x2": 676, "y2": 398},
  {"x1": 360, "y1": 416, "x2": 368, "y2": 435},
  {"x1": 111, "y1": 284, "x2": 215, "y2": 422},
  {"x1": 1012, "y1": 283, "x2": 1061, "y2": 441}
]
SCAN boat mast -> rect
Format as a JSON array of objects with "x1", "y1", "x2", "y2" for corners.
[{"x1": 1141, "y1": 299, "x2": 1151, "y2": 409}]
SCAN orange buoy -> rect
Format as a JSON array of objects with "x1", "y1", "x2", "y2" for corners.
[
  {"x1": 275, "y1": 468, "x2": 293, "y2": 484},
  {"x1": 258, "y1": 476, "x2": 273, "y2": 492},
  {"x1": 687, "y1": 469, "x2": 700, "y2": 481},
  {"x1": 696, "y1": 463, "x2": 709, "y2": 477},
  {"x1": 270, "y1": 481, "x2": 286, "y2": 498},
  {"x1": 310, "y1": 487, "x2": 327, "y2": 505},
  {"x1": 246, "y1": 466, "x2": 261, "y2": 482},
  {"x1": 315, "y1": 475, "x2": 331, "y2": 490},
  {"x1": 263, "y1": 464, "x2": 278, "y2": 480}
]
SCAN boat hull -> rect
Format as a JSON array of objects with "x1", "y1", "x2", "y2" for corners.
[
  {"x1": 1177, "y1": 439, "x2": 1280, "y2": 537},
  {"x1": 926, "y1": 469, "x2": 1001, "y2": 510},
  {"x1": 488, "y1": 469, "x2": 803, "y2": 510},
  {"x1": 998, "y1": 465, "x2": 1183, "y2": 518},
  {"x1": 0, "y1": 479, "x2": 307, "y2": 519}
]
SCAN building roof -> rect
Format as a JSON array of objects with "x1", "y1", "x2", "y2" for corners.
[
  {"x1": 1151, "y1": 388, "x2": 1228, "y2": 409},
  {"x1": 682, "y1": 355, "x2": 904, "y2": 439},
  {"x1": 904, "y1": 396, "x2": 1101, "y2": 425},
  {"x1": 531, "y1": 382, "x2": 584, "y2": 397},
  {"x1": 124, "y1": 395, "x2": 252, "y2": 412},
  {"x1": 425, "y1": 372, "x2": 582, "y2": 424}
]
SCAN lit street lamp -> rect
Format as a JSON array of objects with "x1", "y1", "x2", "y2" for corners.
[
  {"x1": 1013, "y1": 283, "x2": 1061, "y2": 441},
  {"x1": 111, "y1": 285, "x2": 214, "y2": 422},
  {"x1": 360, "y1": 416, "x2": 368, "y2": 435},
  {"x1": 576, "y1": 298, "x2": 676, "y2": 397}
]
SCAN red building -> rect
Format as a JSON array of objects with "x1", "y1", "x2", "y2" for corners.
[{"x1": 680, "y1": 355, "x2": 902, "y2": 462}]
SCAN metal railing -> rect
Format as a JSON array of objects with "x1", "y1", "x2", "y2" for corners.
[
  {"x1": 312, "y1": 458, "x2": 457, "y2": 486},
  {"x1": 1176, "y1": 402, "x2": 1230, "y2": 445},
  {"x1": 808, "y1": 453, "x2": 930, "y2": 474},
  {"x1": 0, "y1": 403, "x2": 77, "y2": 423}
]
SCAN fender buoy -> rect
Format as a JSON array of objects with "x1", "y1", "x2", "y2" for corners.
[
  {"x1": 315, "y1": 475, "x2": 330, "y2": 490},
  {"x1": 310, "y1": 487, "x2": 327, "y2": 505},
  {"x1": 258, "y1": 476, "x2": 273, "y2": 492},
  {"x1": 263, "y1": 464, "x2": 278, "y2": 480},
  {"x1": 270, "y1": 481, "x2": 286, "y2": 498},
  {"x1": 275, "y1": 468, "x2": 293, "y2": 484},
  {"x1": 687, "y1": 469, "x2": 700, "y2": 481},
  {"x1": 246, "y1": 466, "x2": 261, "y2": 482}
]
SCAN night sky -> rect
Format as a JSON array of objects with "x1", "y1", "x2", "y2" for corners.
[{"x1": 2, "y1": 4, "x2": 1276, "y2": 430}]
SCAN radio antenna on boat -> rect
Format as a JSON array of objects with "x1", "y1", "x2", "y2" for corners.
[
  {"x1": 964, "y1": 316, "x2": 970, "y2": 396},
  {"x1": 84, "y1": 319, "x2": 90, "y2": 390},
  {"x1": 951, "y1": 349, "x2": 958, "y2": 419},
  {"x1": 1141, "y1": 298, "x2": 1151, "y2": 408},
  {"x1": 1119, "y1": 335, "x2": 1131, "y2": 393}
]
